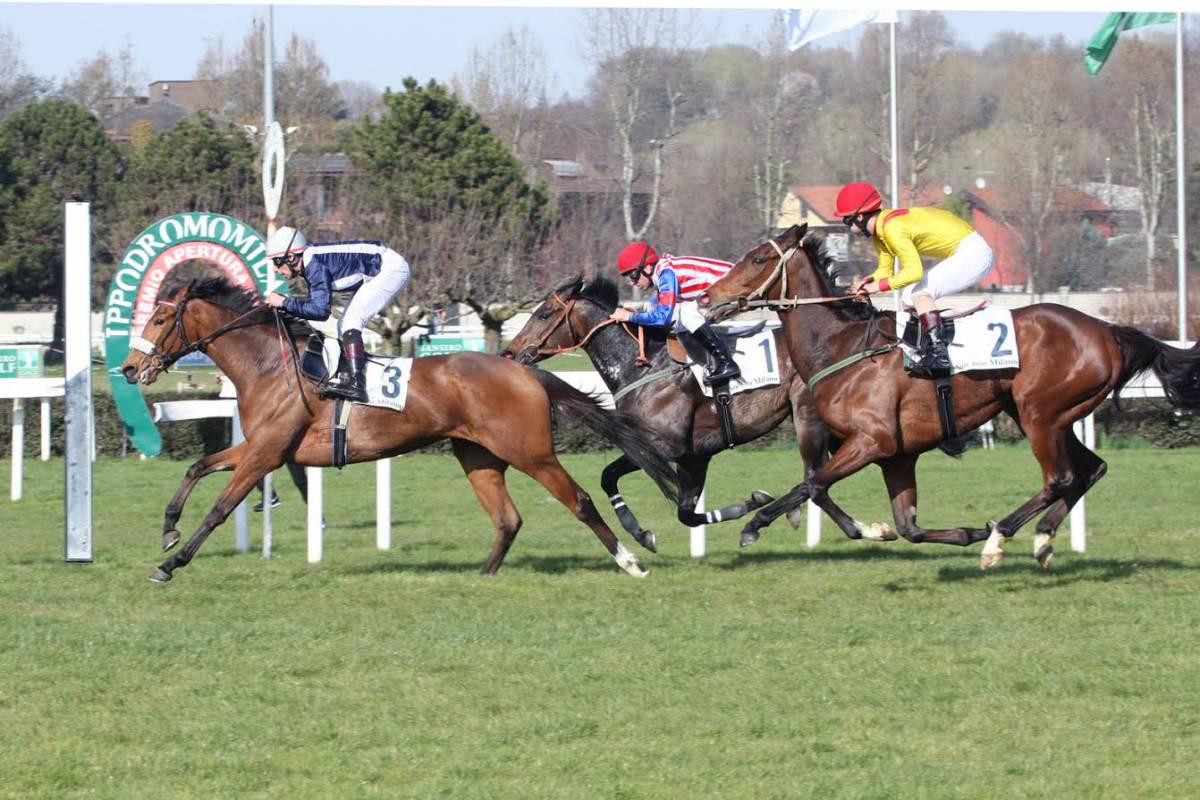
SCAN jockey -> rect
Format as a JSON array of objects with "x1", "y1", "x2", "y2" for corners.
[
  {"x1": 265, "y1": 226, "x2": 411, "y2": 402},
  {"x1": 836, "y1": 181, "x2": 995, "y2": 373},
  {"x1": 608, "y1": 242, "x2": 741, "y2": 385}
]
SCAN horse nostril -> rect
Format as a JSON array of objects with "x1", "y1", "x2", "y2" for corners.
[
  {"x1": 501, "y1": 350, "x2": 514, "y2": 359},
  {"x1": 698, "y1": 294, "x2": 710, "y2": 308}
]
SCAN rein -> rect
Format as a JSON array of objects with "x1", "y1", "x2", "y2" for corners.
[
  {"x1": 131, "y1": 299, "x2": 284, "y2": 372},
  {"x1": 725, "y1": 239, "x2": 864, "y2": 313},
  {"x1": 529, "y1": 292, "x2": 650, "y2": 366}
]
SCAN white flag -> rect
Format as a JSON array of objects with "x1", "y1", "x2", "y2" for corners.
[{"x1": 786, "y1": 9, "x2": 899, "y2": 52}]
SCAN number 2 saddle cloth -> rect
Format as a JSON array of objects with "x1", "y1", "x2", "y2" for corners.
[
  {"x1": 896, "y1": 304, "x2": 1021, "y2": 374},
  {"x1": 299, "y1": 332, "x2": 411, "y2": 412}
]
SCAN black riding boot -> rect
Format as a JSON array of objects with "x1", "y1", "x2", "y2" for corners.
[
  {"x1": 913, "y1": 310, "x2": 952, "y2": 374},
  {"x1": 693, "y1": 323, "x2": 742, "y2": 385},
  {"x1": 326, "y1": 330, "x2": 368, "y2": 402}
]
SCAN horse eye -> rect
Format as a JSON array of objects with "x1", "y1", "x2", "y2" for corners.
[
  {"x1": 153, "y1": 318, "x2": 165, "y2": 326},
  {"x1": 753, "y1": 256, "x2": 766, "y2": 265},
  {"x1": 538, "y1": 310, "x2": 551, "y2": 320}
]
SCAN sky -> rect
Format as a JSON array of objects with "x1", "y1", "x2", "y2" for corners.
[{"x1": 0, "y1": 2, "x2": 1145, "y2": 103}]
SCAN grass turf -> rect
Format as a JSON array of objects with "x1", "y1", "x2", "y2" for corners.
[{"x1": 1, "y1": 444, "x2": 1198, "y2": 799}]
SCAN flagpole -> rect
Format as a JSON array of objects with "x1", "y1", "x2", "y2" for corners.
[
  {"x1": 889, "y1": 20, "x2": 899, "y2": 208},
  {"x1": 1176, "y1": 13, "x2": 1188, "y2": 343}
]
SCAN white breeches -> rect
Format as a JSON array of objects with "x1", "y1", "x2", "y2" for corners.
[
  {"x1": 338, "y1": 251, "x2": 411, "y2": 334},
  {"x1": 899, "y1": 232, "x2": 994, "y2": 309},
  {"x1": 673, "y1": 300, "x2": 708, "y2": 333}
]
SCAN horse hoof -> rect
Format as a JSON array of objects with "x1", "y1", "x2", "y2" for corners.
[
  {"x1": 637, "y1": 530, "x2": 658, "y2": 554},
  {"x1": 740, "y1": 528, "x2": 760, "y2": 549},
  {"x1": 750, "y1": 489, "x2": 775, "y2": 508},
  {"x1": 162, "y1": 530, "x2": 180, "y2": 551},
  {"x1": 785, "y1": 507, "x2": 805, "y2": 529},
  {"x1": 862, "y1": 522, "x2": 896, "y2": 542},
  {"x1": 1035, "y1": 544, "x2": 1054, "y2": 570},
  {"x1": 148, "y1": 567, "x2": 173, "y2": 583},
  {"x1": 980, "y1": 551, "x2": 1004, "y2": 571}
]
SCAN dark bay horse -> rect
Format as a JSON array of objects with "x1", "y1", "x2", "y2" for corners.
[
  {"x1": 702, "y1": 223, "x2": 1200, "y2": 569},
  {"x1": 120, "y1": 277, "x2": 679, "y2": 582},
  {"x1": 503, "y1": 276, "x2": 898, "y2": 549}
]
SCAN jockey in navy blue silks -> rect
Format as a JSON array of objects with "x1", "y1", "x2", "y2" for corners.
[{"x1": 265, "y1": 226, "x2": 411, "y2": 402}]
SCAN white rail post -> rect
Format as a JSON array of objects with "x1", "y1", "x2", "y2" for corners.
[
  {"x1": 10, "y1": 399, "x2": 23, "y2": 502},
  {"x1": 806, "y1": 499, "x2": 821, "y2": 548},
  {"x1": 230, "y1": 409, "x2": 249, "y2": 553},
  {"x1": 1069, "y1": 414, "x2": 1096, "y2": 553},
  {"x1": 40, "y1": 397, "x2": 50, "y2": 460},
  {"x1": 307, "y1": 467, "x2": 323, "y2": 562},
  {"x1": 64, "y1": 202, "x2": 92, "y2": 562},
  {"x1": 376, "y1": 458, "x2": 391, "y2": 550},
  {"x1": 689, "y1": 488, "x2": 706, "y2": 558},
  {"x1": 261, "y1": 472, "x2": 273, "y2": 558}
]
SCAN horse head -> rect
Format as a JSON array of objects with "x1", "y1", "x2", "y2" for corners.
[
  {"x1": 119, "y1": 277, "x2": 260, "y2": 385},
  {"x1": 700, "y1": 224, "x2": 807, "y2": 322},
  {"x1": 503, "y1": 274, "x2": 588, "y2": 364}
]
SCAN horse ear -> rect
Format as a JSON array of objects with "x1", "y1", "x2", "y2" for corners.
[
  {"x1": 783, "y1": 223, "x2": 807, "y2": 244},
  {"x1": 553, "y1": 274, "x2": 583, "y2": 295}
]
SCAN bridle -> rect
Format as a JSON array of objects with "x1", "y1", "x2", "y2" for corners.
[
  {"x1": 711, "y1": 238, "x2": 863, "y2": 317},
  {"x1": 129, "y1": 297, "x2": 271, "y2": 375},
  {"x1": 517, "y1": 290, "x2": 650, "y2": 366}
]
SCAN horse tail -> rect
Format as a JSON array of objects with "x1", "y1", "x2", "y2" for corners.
[
  {"x1": 530, "y1": 369, "x2": 680, "y2": 504},
  {"x1": 1109, "y1": 325, "x2": 1200, "y2": 409}
]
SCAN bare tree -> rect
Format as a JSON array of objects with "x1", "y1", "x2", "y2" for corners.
[
  {"x1": 0, "y1": 27, "x2": 47, "y2": 118},
  {"x1": 60, "y1": 40, "x2": 145, "y2": 113},
  {"x1": 336, "y1": 79, "x2": 383, "y2": 122},
  {"x1": 582, "y1": 8, "x2": 698, "y2": 241}
]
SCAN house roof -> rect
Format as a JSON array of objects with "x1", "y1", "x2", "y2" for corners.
[
  {"x1": 789, "y1": 184, "x2": 947, "y2": 223},
  {"x1": 103, "y1": 101, "x2": 189, "y2": 138}
]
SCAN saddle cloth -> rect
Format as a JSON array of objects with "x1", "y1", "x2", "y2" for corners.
[
  {"x1": 687, "y1": 330, "x2": 784, "y2": 398},
  {"x1": 304, "y1": 334, "x2": 412, "y2": 412},
  {"x1": 897, "y1": 306, "x2": 1020, "y2": 373}
]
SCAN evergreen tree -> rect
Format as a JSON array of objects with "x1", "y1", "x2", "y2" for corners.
[{"x1": 350, "y1": 77, "x2": 555, "y2": 349}]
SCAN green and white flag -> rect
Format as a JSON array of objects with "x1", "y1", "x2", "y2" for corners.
[{"x1": 1084, "y1": 12, "x2": 1177, "y2": 76}]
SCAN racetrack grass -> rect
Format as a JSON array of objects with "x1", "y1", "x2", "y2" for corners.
[{"x1": 1, "y1": 444, "x2": 1198, "y2": 799}]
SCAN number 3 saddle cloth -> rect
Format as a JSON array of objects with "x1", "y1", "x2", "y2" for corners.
[{"x1": 299, "y1": 332, "x2": 411, "y2": 412}]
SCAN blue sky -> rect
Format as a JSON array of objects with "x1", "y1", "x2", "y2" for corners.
[{"x1": 0, "y1": 3, "x2": 1136, "y2": 101}]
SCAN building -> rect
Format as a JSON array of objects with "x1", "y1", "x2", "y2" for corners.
[{"x1": 101, "y1": 79, "x2": 222, "y2": 141}]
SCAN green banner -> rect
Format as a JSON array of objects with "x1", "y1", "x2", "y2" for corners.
[
  {"x1": 1085, "y1": 12, "x2": 1176, "y2": 76},
  {"x1": 104, "y1": 212, "x2": 284, "y2": 456},
  {"x1": 414, "y1": 335, "x2": 487, "y2": 357},
  {"x1": 0, "y1": 346, "x2": 43, "y2": 378}
]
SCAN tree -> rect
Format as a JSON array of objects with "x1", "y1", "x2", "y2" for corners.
[
  {"x1": 582, "y1": 8, "x2": 700, "y2": 241},
  {"x1": 0, "y1": 100, "x2": 121, "y2": 355},
  {"x1": 0, "y1": 27, "x2": 48, "y2": 119},
  {"x1": 350, "y1": 77, "x2": 555, "y2": 351},
  {"x1": 60, "y1": 40, "x2": 145, "y2": 113}
]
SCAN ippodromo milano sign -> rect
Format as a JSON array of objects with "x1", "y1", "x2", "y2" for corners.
[{"x1": 104, "y1": 212, "x2": 285, "y2": 456}]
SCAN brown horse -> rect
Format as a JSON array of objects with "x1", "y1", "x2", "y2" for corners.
[
  {"x1": 120, "y1": 277, "x2": 679, "y2": 583},
  {"x1": 503, "y1": 275, "x2": 902, "y2": 548},
  {"x1": 702, "y1": 223, "x2": 1200, "y2": 568}
]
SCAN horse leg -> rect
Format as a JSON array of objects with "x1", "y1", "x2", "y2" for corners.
[
  {"x1": 673, "y1": 455, "x2": 774, "y2": 531},
  {"x1": 739, "y1": 434, "x2": 887, "y2": 547},
  {"x1": 160, "y1": 443, "x2": 247, "y2": 552},
  {"x1": 521, "y1": 455, "x2": 647, "y2": 577},
  {"x1": 982, "y1": 422, "x2": 1077, "y2": 571},
  {"x1": 601, "y1": 454, "x2": 658, "y2": 553},
  {"x1": 784, "y1": 387, "x2": 831, "y2": 529},
  {"x1": 1029, "y1": 433, "x2": 1107, "y2": 569},
  {"x1": 150, "y1": 448, "x2": 283, "y2": 583},
  {"x1": 451, "y1": 440, "x2": 523, "y2": 576},
  {"x1": 878, "y1": 455, "x2": 991, "y2": 546}
]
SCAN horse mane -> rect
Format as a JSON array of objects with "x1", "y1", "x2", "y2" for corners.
[
  {"x1": 578, "y1": 276, "x2": 620, "y2": 311},
  {"x1": 799, "y1": 233, "x2": 883, "y2": 324},
  {"x1": 179, "y1": 276, "x2": 315, "y2": 338}
]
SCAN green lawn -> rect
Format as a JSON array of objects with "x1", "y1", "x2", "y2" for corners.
[{"x1": 1, "y1": 445, "x2": 1198, "y2": 799}]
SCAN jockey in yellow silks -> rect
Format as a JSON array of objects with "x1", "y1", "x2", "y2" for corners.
[{"x1": 836, "y1": 181, "x2": 995, "y2": 373}]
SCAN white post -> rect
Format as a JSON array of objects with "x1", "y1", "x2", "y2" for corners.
[
  {"x1": 230, "y1": 410, "x2": 249, "y2": 553},
  {"x1": 1176, "y1": 14, "x2": 1188, "y2": 343},
  {"x1": 1069, "y1": 415, "x2": 1096, "y2": 553},
  {"x1": 10, "y1": 399, "x2": 23, "y2": 502},
  {"x1": 689, "y1": 488, "x2": 706, "y2": 558},
  {"x1": 40, "y1": 397, "x2": 50, "y2": 461},
  {"x1": 307, "y1": 466, "x2": 323, "y2": 562},
  {"x1": 806, "y1": 499, "x2": 821, "y2": 548},
  {"x1": 376, "y1": 458, "x2": 391, "y2": 550},
  {"x1": 261, "y1": 472, "x2": 273, "y2": 558},
  {"x1": 63, "y1": 202, "x2": 92, "y2": 562}
]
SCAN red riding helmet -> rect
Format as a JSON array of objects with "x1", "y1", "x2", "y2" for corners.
[
  {"x1": 617, "y1": 242, "x2": 658, "y2": 275},
  {"x1": 834, "y1": 182, "x2": 883, "y2": 218}
]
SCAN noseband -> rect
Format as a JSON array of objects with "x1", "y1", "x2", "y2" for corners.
[{"x1": 522, "y1": 291, "x2": 648, "y2": 365}]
